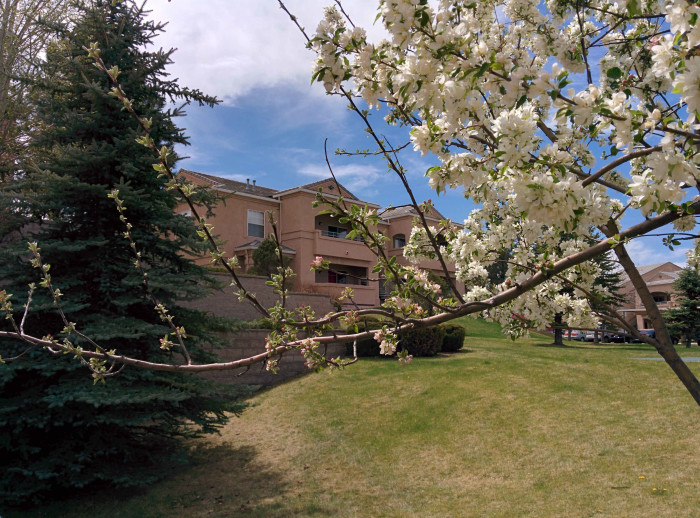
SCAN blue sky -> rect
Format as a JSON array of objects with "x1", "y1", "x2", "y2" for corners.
[{"x1": 146, "y1": 0, "x2": 692, "y2": 266}]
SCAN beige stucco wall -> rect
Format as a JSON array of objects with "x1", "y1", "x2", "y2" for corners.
[
  {"x1": 619, "y1": 263, "x2": 682, "y2": 329},
  {"x1": 279, "y1": 190, "x2": 382, "y2": 307},
  {"x1": 176, "y1": 175, "x2": 280, "y2": 267},
  {"x1": 176, "y1": 174, "x2": 465, "y2": 307},
  {"x1": 384, "y1": 215, "x2": 465, "y2": 297}
]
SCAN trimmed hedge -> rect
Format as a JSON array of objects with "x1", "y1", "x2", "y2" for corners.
[
  {"x1": 398, "y1": 325, "x2": 446, "y2": 357},
  {"x1": 441, "y1": 323, "x2": 466, "y2": 352},
  {"x1": 346, "y1": 321, "x2": 465, "y2": 357}
]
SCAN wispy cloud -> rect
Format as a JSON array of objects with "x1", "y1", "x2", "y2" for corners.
[
  {"x1": 625, "y1": 238, "x2": 689, "y2": 267},
  {"x1": 298, "y1": 163, "x2": 384, "y2": 195}
]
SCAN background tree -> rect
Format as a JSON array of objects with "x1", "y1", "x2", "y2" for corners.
[
  {"x1": 589, "y1": 251, "x2": 626, "y2": 343},
  {"x1": 2, "y1": 0, "x2": 700, "y2": 464},
  {"x1": 665, "y1": 268, "x2": 700, "y2": 348},
  {"x1": 0, "y1": 0, "x2": 73, "y2": 180},
  {"x1": 0, "y1": 0, "x2": 244, "y2": 506},
  {"x1": 247, "y1": 237, "x2": 290, "y2": 277}
]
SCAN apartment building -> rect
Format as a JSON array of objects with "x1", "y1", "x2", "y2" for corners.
[
  {"x1": 618, "y1": 262, "x2": 682, "y2": 330},
  {"x1": 178, "y1": 169, "x2": 464, "y2": 307}
]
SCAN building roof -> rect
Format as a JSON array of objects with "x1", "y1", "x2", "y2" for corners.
[
  {"x1": 179, "y1": 169, "x2": 279, "y2": 197},
  {"x1": 619, "y1": 261, "x2": 682, "y2": 286},
  {"x1": 646, "y1": 271, "x2": 681, "y2": 286},
  {"x1": 379, "y1": 204, "x2": 447, "y2": 221},
  {"x1": 274, "y1": 178, "x2": 360, "y2": 201},
  {"x1": 179, "y1": 170, "x2": 457, "y2": 221},
  {"x1": 637, "y1": 262, "x2": 679, "y2": 276},
  {"x1": 179, "y1": 170, "x2": 364, "y2": 202},
  {"x1": 234, "y1": 239, "x2": 296, "y2": 255}
]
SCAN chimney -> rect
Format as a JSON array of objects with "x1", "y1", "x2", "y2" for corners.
[
  {"x1": 252, "y1": 180, "x2": 256, "y2": 188},
  {"x1": 246, "y1": 178, "x2": 250, "y2": 191}
]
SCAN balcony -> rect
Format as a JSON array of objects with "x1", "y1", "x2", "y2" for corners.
[
  {"x1": 321, "y1": 229, "x2": 364, "y2": 242},
  {"x1": 314, "y1": 230, "x2": 376, "y2": 263}
]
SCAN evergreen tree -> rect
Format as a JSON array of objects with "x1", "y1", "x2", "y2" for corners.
[
  {"x1": 589, "y1": 251, "x2": 626, "y2": 342},
  {"x1": 665, "y1": 268, "x2": 700, "y2": 348},
  {"x1": 0, "y1": 0, "x2": 244, "y2": 506},
  {"x1": 247, "y1": 238, "x2": 290, "y2": 277}
]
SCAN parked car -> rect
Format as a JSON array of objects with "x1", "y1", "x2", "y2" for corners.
[
  {"x1": 582, "y1": 330, "x2": 613, "y2": 342},
  {"x1": 564, "y1": 330, "x2": 585, "y2": 341},
  {"x1": 609, "y1": 329, "x2": 655, "y2": 343},
  {"x1": 631, "y1": 329, "x2": 656, "y2": 343},
  {"x1": 609, "y1": 330, "x2": 630, "y2": 343}
]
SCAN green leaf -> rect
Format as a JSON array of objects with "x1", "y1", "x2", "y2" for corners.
[{"x1": 607, "y1": 67, "x2": 623, "y2": 80}]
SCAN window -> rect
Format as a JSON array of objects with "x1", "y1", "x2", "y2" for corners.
[
  {"x1": 328, "y1": 270, "x2": 348, "y2": 284},
  {"x1": 652, "y1": 292, "x2": 669, "y2": 304},
  {"x1": 393, "y1": 234, "x2": 406, "y2": 248},
  {"x1": 247, "y1": 210, "x2": 264, "y2": 238}
]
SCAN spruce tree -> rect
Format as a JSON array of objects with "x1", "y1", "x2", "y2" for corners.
[
  {"x1": 665, "y1": 268, "x2": 700, "y2": 348},
  {"x1": 0, "y1": 0, "x2": 243, "y2": 506}
]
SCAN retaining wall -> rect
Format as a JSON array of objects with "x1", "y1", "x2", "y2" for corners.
[
  {"x1": 184, "y1": 275, "x2": 341, "y2": 386},
  {"x1": 200, "y1": 330, "x2": 346, "y2": 386},
  {"x1": 183, "y1": 273, "x2": 335, "y2": 321}
]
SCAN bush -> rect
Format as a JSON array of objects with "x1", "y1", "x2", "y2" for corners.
[
  {"x1": 441, "y1": 323, "x2": 466, "y2": 352},
  {"x1": 249, "y1": 318, "x2": 278, "y2": 330},
  {"x1": 345, "y1": 317, "x2": 384, "y2": 357},
  {"x1": 398, "y1": 325, "x2": 446, "y2": 357}
]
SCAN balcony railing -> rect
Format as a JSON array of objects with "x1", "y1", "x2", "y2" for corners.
[{"x1": 320, "y1": 229, "x2": 364, "y2": 242}]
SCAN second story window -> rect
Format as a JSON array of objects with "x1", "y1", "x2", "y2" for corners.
[
  {"x1": 393, "y1": 234, "x2": 406, "y2": 248},
  {"x1": 247, "y1": 209, "x2": 265, "y2": 238}
]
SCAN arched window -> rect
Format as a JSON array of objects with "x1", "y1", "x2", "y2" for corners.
[{"x1": 393, "y1": 234, "x2": 406, "y2": 248}]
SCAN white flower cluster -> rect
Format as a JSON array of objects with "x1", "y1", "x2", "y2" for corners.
[
  {"x1": 311, "y1": 0, "x2": 700, "y2": 333},
  {"x1": 403, "y1": 265, "x2": 442, "y2": 296},
  {"x1": 373, "y1": 326, "x2": 398, "y2": 355}
]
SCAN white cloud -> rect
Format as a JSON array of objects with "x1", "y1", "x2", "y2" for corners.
[
  {"x1": 146, "y1": 0, "x2": 384, "y2": 105},
  {"x1": 624, "y1": 238, "x2": 689, "y2": 267},
  {"x1": 298, "y1": 162, "x2": 383, "y2": 195}
]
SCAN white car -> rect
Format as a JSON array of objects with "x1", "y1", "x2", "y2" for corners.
[
  {"x1": 565, "y1": 330, "x2": 585, "y2": 341},
  {"x1": 583, "y1": 330, "x2": 613, "y2": 342}
]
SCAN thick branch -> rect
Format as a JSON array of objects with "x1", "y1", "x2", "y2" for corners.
[{"x1": 602, "y1": 222, "x2": 700, "y2": 405}]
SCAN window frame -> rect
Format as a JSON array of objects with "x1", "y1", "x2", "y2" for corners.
[{"x1": 247, "y1": 209, "x2": 265, "y2": 238}]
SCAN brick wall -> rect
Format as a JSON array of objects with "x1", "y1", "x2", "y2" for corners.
[
  {"x1": 200, "y1": 330, "x2": 346, "y2": 386},
  {"x1": 184, "y1": 274, "x2": 341, "y2": 386},
  {"x1": 183, "y1": 273, "x2": 335, "y2": 321}
]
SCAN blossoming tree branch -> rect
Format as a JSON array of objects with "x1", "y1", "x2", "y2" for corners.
[
  {"x1": 1, "y1": 0, "x2": 700, "y2": 405},
  {"x1": 291, "y1": 0, "x2": 700, "y2": 401}
]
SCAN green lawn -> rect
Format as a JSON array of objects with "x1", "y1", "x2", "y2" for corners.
[{"x1": 19, "y1": 318, "x2": 700, "y2": 517}]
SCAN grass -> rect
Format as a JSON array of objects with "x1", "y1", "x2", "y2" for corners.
[{"x1": 16, "y1": 318, "x2": 700, "y2": 517}]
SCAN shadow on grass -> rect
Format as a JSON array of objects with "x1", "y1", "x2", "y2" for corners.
[{"x1": 15, "y1": 443, "x2": 331, "y2": 518}]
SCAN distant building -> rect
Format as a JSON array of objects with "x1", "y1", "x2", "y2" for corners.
[
  {"x1": 177, "y1": 169, "x2": 464, "y2": 308},
  {"x1": 618, "y1": 262, "x2": 683, "y2": 330}
]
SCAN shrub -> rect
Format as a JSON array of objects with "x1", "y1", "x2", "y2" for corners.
[
  {"x1": 398, "y1": 325, "x2": 446, "y2": 357},
  {"x1": 249, "y1": 318, "x2": 278, "y2": 330},
  {"x1": 346, "y1": 317, "x2": 384, "y2": 357},
  {"x1": 441, "y1": 323, "x2": 466, "y2": 352}
]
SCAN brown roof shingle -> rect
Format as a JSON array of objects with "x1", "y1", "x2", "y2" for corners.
[{"x1": 179, "y1": 169, "x2": 279, "y2": 197}]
